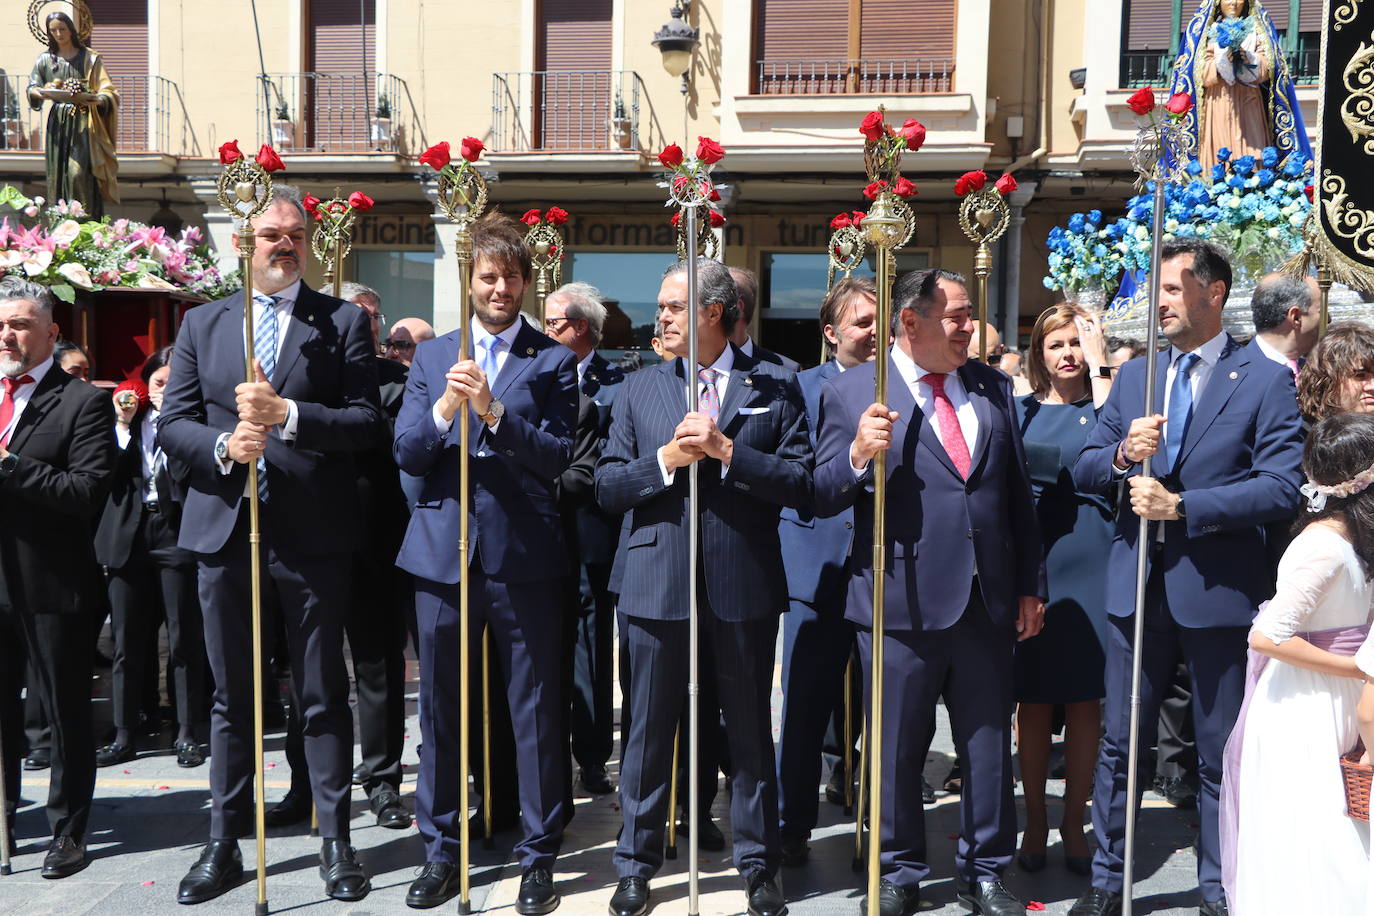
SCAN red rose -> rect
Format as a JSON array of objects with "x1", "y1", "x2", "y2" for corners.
[
  {"x1": 548, "y1": 245, "x2": 558, "y2": 257},
  {"x1": 218, "y1": 139, "x2": 243, "y2": 165},
  {"x1": 709, "y1": 188, "x2": 721, "y2": 202},
  {"x1": 460, "y1": 137, "x2": 485, "y2": 162},
  {"x1": 545, "y1": 206, "x2": 569, "y2": 226},
  {"x1": 658, "y1": 143, "x2": 684, "y2": 168},
  {"x1": 830, "y1": 213, "x2": 852, "y2": 229},
  {"x1": 995, "y1": 173, "x2": 1018, "y2": 195},
  {"x1": 954, "y1": 170, "x2": 987, "y2": 196},
  {"x1": 302, "y1": 194, "x2": 320, "y2": 213},
  {"x1": 419, "y1": 141, "x2": 451, "y2": 171},
  {"x1": 892, "y1": 177, "x2": 917, "y2": 199},
  {"x1": 851, "y1": 211, "x2": 865, "y2": 227},
  {"x1": 670, "y1": 211, "x2": 682, "y2": 228},
  {"x1": 1305, "y1": 184, "x2": 1315, "y2": 202},
  {"x1": 1165, "y1": 92, "x2": 1193, "y2": 116},
  {"x1": 696, "y1": 137, "x2": 726, "y2": 164},
  {"x1": 899, "y1": 119, "x2": 926, "y2": 152},
  {"x1": 347, "y1": 191, "x2": 374, "y2": 211},
  {"x1": 708, "y1": 209, "x2": 726, "y2": 228},
  {"x1": 859, "y1": 111, "x2": 885, "y2": 141},
  {"x1": 254, "y1": 144, "x2": 285, "y2": 172},
  {"x1": 1126, "y1": 87, "x2": 1156, "y2": 115},
  {"x1": 863, "y1": 180, "x2": 889, "y2": 200},
  {"x1": 520, "y1": 209, "x2": 542, "y2": 226}
]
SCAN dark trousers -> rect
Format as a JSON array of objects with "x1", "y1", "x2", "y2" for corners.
[
  {"x1": 344, "y1": 551, "x2": 408, "y2": 796},
  {"x1": 1154, "y1": 660, "x2": 1198, "y2": 784},
  {"x1": 199, "y1": 510, "x2": 354, "y2": 840},
  {"x1": 0, "y1": 608, "x2": 95, "y2": 839},
  {"x1": 108, "y1": 506, "x2": 203, "y2": 734},
  {"x1": 777, "y1": 596, "x2": 854, "y2": 842},
  {"x1": 414, "y1": 571, "x2": 565, "y2": 869},
  {"x1": 857, "y1": 592, "x2": 1017, "y2": 891},
  {"x1": 1090, "y1": 564, "x2": 1247, "y2": 901},
  {"x1": 568, "y1": 560, "x2": 615, "y2": 773},
  {"x1": 615, "y1": 610, "x2": 780, "y2": 880},
  {"x1": 23, "y1": 671, "x2": 50, "y2": 756}
]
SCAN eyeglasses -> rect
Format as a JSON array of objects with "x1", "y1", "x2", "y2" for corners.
[
  {"x1": 544, "y1": 316, "x2": 571, "y2": 329},
  {"x1": 381, "y1": 339, "x2": 416, "y2": 351}
]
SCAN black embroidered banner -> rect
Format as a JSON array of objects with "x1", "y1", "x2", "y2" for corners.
[{"x1": 1315, "y1": 1, "x2": 1374, "y2": 282}]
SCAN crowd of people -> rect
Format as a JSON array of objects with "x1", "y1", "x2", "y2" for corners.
[{"x1": 3, "y1": 184, "x2": 1373, "y2": 916}]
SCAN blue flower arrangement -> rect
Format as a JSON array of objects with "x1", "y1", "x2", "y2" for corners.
[{"x1": 1043, "y1": 147, "x2": 1311, "y2": 295}]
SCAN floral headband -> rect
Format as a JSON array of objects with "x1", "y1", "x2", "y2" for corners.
[{"x1": 1300, "y1": 458, "x2": 1374, "y2": 512}]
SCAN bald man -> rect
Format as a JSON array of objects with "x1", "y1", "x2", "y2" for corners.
[
  {"x1": 967, "y1": 321, "x2": 1005, "y2": 363},
  {"x1": 382, "y1": 318, "x2": 435, "y2": 367}
]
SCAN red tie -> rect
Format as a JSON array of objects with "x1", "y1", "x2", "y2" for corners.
[
  {"x1": 922, "y1": 372, "x2": 971, "y2": 478},
  {"x1": 0, "y1": 375, "x2": 34, "y2": 448}
]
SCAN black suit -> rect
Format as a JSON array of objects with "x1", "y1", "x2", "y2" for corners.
[
  {"x1": 159, "y1": 283, "x2": 382, "y2": 841},
  {"x1": 0, "y1": 362, "x2": 115, "y2": 842},
  {"x1": 747, "y1": 340, "x2": 801, "y2": 373}
]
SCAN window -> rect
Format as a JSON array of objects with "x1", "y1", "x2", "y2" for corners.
[
  {"x1": 565, "y1": 251, "x2": 676, "y2": 363},
  {"x1": 536, "y1": 0, "x2": 613, "y2": 149},
  {"x1": 304, "y1": 0, "x2": 376, "y2": 151},
  {"x1": 753, "y1": 0, "x2": 955, "y2": 95},
  {"x1": 89, "y1": 0, "x2": 148, "y2": 150},
  {"x1": 353, "y1": 250, "x2": 434, "y2": 329}
]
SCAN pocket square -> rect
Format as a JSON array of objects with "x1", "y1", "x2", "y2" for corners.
[{"x1": 738, "y1": 406, "x2": 770, "y2": 415}]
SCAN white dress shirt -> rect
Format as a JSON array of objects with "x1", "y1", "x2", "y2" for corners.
[
  {"x1": 657, "y1": 345, "x2": 734, "y2": 484},
  {"x1": 116, "y1": 407, "x2": 164, "y2": 502},
  {"x1": 1, "y1": 354, "x2": 54, "y2": 447},
  {"x1": 1161, "y1": 331, "x2": 1228, "y2": 421},
  {"x1": 853, "y1": 347, "x2": 978, "y2": 473},
  {"x1": 431, "y1": 316, "x2": 523, "y2": 435},
  {"x1": 576, "y1": 351, "x2": 594, "y2": 387},
  {"x1": 740, "y1": 336, "x2": 756, "y2": 359}
]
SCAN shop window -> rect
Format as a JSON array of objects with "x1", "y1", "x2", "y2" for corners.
[
  {"x1": 565, "y1": 250, "x2": 676, "y2": 364},
  {"x1": 353, "y1": 249, "x2": 435, "y2": 329}
]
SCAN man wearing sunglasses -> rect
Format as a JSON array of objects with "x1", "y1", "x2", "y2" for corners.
[{"x1": 382, "y1": 317, "x2": 435, "y2": 367}]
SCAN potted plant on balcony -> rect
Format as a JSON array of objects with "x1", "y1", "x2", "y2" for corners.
[
  {"x1": 372, "y1": 93, "x2": 393, "y2": 150},
  {"x1": 2, "y1": 89, "x2": 22, "y2": 150},
  {"x1": 271, "y1": 99, "x2": 294, "y2": 149},
  {"x1": 609, "y1": 92, "x2": 633, "y2": 150}
]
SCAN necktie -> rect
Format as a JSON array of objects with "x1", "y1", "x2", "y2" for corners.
[
  {"x1": 252, "y1": 294, "x2": 278, "y2": 502},
  {"x1": 1286, "y1": 357, "x2": 1300, "y2": 380},
  {"x1": 922, "y1": 373, "x2": 971, "y2": 478},
  {"x1": 0, "y1": 374, "x2": 34, "y2": 449},
  {"x1": 697, "y1": 368, "x2": 720, "y2": 421},
  {"x1": 1165, "y1": 352, "x2": 1200, "y2": 473},
  {"x1": 481, "y1": 335, "x2": 505, "y2": 389}
]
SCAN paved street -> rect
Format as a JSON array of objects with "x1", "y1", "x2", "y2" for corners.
[{"x1": 0, "y1": 636, "x2": 1205, "y2": 915}]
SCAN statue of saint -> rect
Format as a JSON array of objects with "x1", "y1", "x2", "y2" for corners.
[{"x1": 27, "y1": 11, "x2": 119, "y2": 216}]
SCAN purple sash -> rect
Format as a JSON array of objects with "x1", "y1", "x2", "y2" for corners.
[{"x1": 1219, "y1": 621, "x2": 1369, "y2": 909}]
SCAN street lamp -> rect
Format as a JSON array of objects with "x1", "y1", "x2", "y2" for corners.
[{"x1": 652, "y1": 0, "x2": 699, "y2": 96}]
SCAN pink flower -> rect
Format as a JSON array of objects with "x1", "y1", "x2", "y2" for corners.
[{"x1": 182, "y1": 226, "x2": 204, "y2": 244}]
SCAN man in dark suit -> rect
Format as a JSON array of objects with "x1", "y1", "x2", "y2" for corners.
[
  {"x1": 813, "y1": 268, "x2": 1046, "y2": 916},
  {"x1": 1069, "y1": 239, "x2": 1304, "y2": 916},
  {"x1": 0, "y1": 276, "x2": 114, "y2": 878},
  {"x1": 728, "y1": 267, "x2": 800, "y2": 371},
  {"x1": 394, "y1": 213, "x2": 577, "y2": 914},
  {"x1": 776, "y1": 276, "x2": 876, "y2": 866},
  {"x1": 159, "y1": 185, "x2": 382, "y2": 904},
  {"x1": 596, "y1": 258, "x2": 809, "y2": 916}
]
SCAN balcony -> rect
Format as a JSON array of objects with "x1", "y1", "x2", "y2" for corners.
[
  {"x1": 1119, "y1": 40, "x2": 1321, "y2": 89},
  {"x1": 490, "y1": 70, "x2": 668, "y2": 156},
  {"x1": 0, "y1": 74, "x2": 199, "y2": 155},
  {"x1": 754, "y1": 58, "x2": 954, "y2": 96},
  {"x1": 256, "y1": 72, "x2": 424, "y2": 155}
]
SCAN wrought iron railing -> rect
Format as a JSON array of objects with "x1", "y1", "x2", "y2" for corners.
[
  {"x1": 256, "y1": 71, "x2": 425, "y2": 155},
  {"x1": 0, "y1": 73, "x2": 199, "y2": 155},
  {"x1": 754, "y1": 58, "x2": 955, "y2": 95},
  {"x1": 490, "y1": 70, "x2": 669, "y2": 153},
  {"x1": 1120, "y1": 42, "x2": 1321, "y2": 89}
]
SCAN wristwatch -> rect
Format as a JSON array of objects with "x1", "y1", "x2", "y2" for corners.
[
  {"x1": 214, "y1": 433, "x2": 230, "y2": 462},
  {"x1": 1097, "y1": 365, "x2": 1114, "y2": 379},
  {"x1": 480, "y1": 399, "x2": 506, "y2": 425},
  {"x1": 1175, "y1": 494, "x2": 1187, "y2": 519},
  {"x1": 0, "y1": 453, "x2": 17, "y2": 477}
]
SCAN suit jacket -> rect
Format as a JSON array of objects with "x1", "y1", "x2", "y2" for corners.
[
  {"x1": 1074, "y1": 336, "x2": 1304, "y2": 628},
  {"x1": 779, "y1": 360, "x2": 855, "y2": 608},
  {"x1": 750, "y1": 342, "x2": 801, "y2": 373},
  {"x1": 595, "y1": 346, "x2": 812, "y2": 622},
  {"x1": 1244, "y1": 336, "x2": 1305, "y2": 590},
  {"x1": 574, "y1": 353, "x2": 625, "y2": 566},
  {"x1": 356, "y1": 356, "x2": 410, "y2": 549},
  {"x1": 93, "y1": 410, "x2": 189, "y2": 568},
  {"x1": 158, "y1": 285, "x2": 383, "y2": 556},
  {"x1": 813, "y1": 355, "x2": 1045, "y2": 632},
  {"x1": 0, "y1": 367, "x2": 115, "y2": 614},
  {"x1": 393, "y1": 320, "x2": 578, "y2": 585}
]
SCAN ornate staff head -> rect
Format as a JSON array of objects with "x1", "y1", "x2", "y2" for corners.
[
  {"x1": 857, "y1": 108, "x2": 920, "y2": 254},
  {"x1": 826, "y1": 210, "x2": 868, "y2": 289},
  {"x1": 522, "y1": 206, "x2": 570, "y2": 319},
  {"x1": 657, "y1": 138, "x2": 728, "y2": 260},
  {"x1": 420, "y1": 137, "x2": 490, "y2": 227},
  {"x1": 215, "y1": 141, "x2": 285, "y2": 246},
  {"x1": 952, "y1": 170, "x2": 1015, "y2": 360},
  {"x1": 1125, "y1": 87, "x2": 1196, "y2": 188},
  {"x1": 307, "y1": 188, "x2": 373, "y2": 287}
]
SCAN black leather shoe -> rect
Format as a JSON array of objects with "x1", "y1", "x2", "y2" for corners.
[
  {"x1": 352, "y1": 764, "x2": 367, "y2": 786},
  {"x1": 319, "y1": 838, "x2": 369, "y2": 901},
  {"x1": 175, "y1": 740, "x2": 205, "y2": 768},
  {"x1": 608, "y1": 876, "x2": 649, "y2": 916},
  {"x1": 40, "y1": 836, "x2": 87, "y2": 878},
  {"x1": 407, "y1": 861, "x2": 460, "y2": 908},
  {"x1": 1069, "y1": 887, "x2": 1123, "y2": 916},
  {"x1": 370, "y1": 789, "x2": 413, "y2": 829},
  {"x1": 264, "y1": 791, "x2": 311, "y2": 827},
  {"x1": 177, "y1": 840, "x2": 243, "y2": 903},
  {"x1": 862, "y1": 879, "x2": 919, "y2": 916},
  {"x1": 96, "y1": 742, "x2": 135, "y2": 768},
  {"x1": 1152, "y1": 775, "x2": 1198, "y2": 809},
  {"x1": 921, "y1": 777, "x2": 936, "y2": 805},
  {"x1": 746, "y1": 871, "x2": 787, "y2": 916},
  {"x1": 943, "y1": 763, "x2": 963, "y2": 794},
  {"x1": 958, "y1": 878, "x2": 1023, "y2": 916},
  {"x1": 515, "y1": 866, "x2": 560, "y2": 915},
  {"x1": 679, "y1": 815, "x2": 725, "y2": 851},
  {"x1": 580, "y1": 765, "x2": 614, "y2": 796},
  {"x1": 23, "y1": 748, "x2": 50, "y2": 771},
  {"x1": 825, "y1": 764, "x2": 847, "y2": 806},
  {"x1": 779, "y1": 835, "x2": 809, "y2": 868},
  {"x1": 1200, "y1": 897, "x2": 1229, "y2": 916}
]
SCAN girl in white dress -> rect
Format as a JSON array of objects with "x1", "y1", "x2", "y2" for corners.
[{"x1": 1222, "y1": 412, "x2": 1374, "y2": 914}]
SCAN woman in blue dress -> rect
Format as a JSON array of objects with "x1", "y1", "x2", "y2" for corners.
[{"x1": 1013, "y1": 304, "x2": 1115, "y2": 874}]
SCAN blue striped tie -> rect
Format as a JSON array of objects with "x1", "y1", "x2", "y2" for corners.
[
  {"x1": 1165, "y1": 352, "x2": 1199, "y2": 474},
  {"x1": 252, "y1": 294, "x2": 278, "y2": 502}
]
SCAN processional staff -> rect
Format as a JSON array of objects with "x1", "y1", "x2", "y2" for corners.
[
  {"x1": 214, "y1": 138, "x2": 287, "y2": 916},
  {"x1": 955, "y1": 171, "x2": 1014, "y2": 362},
  {"x1": 308, "y1": 188, "x2": 373, "y2": 299},
  {"x1": 522, "y1": 206, "x2": 569, "y2": 325},
  {"x1": 417, "y1": 135, "x2": 490, "y2": 916}
]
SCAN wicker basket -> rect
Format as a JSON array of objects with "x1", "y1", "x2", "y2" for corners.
[{"x1": 1340, "y1": 746, "x2": 1371, "y2": 822}]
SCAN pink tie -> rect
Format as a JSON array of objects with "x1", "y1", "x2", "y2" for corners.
[
  {"x1": 697, "y1": 368, "x2": 720, "y2": 421},
  {"x1": 1286, "y1": 357, "x2": 1300, "y2": 380},
  {"x1": 922, "y1": 373, "x2": 971, "y2": 478},
  {"x1": 0, "y1": 375, "x2": 33, "y2": 448}
]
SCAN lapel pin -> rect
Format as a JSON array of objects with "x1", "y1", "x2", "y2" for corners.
[
  {"x1": 526, "y1": 347, "x2": 536, "y2": 356},
  {"x1": 744, "y1": 377, "x2": 753, "y2": 386},
  {"x1": 1079, "y1": 415, "x2": 1088, "y2": 425},
  {"x1": 1229, "y1": 371, "x2": 1238, "y2": 380},
  {"x1": 978, "y1": 382, "x2": 985, "y2": 390}
]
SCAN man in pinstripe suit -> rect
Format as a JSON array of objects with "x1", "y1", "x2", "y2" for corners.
[{"x1": 595, "y1": 258, "x2": 810, "y2": 916}]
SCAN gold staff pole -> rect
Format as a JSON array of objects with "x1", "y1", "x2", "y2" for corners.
[
  {"x1": 851, "y1": 718, "x2": 867, "y2": 873},
  {"x1": 958, "y1": 183, "x2": 1012, "y2": 364},
  {"x1": 665, "y1": 725, "x2": 680, "y2": 859},
  {"x1": 482, "y1": 630, "x2": 493, "y2": 849},
  {"x1": 432, "y1": 144, "x2": 490, "y2": 916},
  {"x1": 216, "y1": 151, "x2": 276, "y2": 916},
  {"x1": 842, "y1": 656, "x2": 854, "y2": 816},
  {"x1": 826, "y1": 215, "x2": 868, "y2": 368}
]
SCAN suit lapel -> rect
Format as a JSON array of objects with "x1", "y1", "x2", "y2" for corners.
[
  {"x1": 270, "y1": 288, "x2": 320, "y2": 387},
  {"x1": 660, "y1": 360, "x2": 689, "y2": 430},
  {"x1": 960, "y1": 365, "x2": 994, "y2": 475},
  {"x1": 1179, "y1": 337, "x2": 1242, "y2": 466},
  {"x1": 717, "y1": 347, "x2": 758, "y2": 428},
  {"x1": 7, "y1": 367, "x2": 66, "y2": 453},
  {"x1": 491, "y1": 324, "x2": 540, "y2": 402}
]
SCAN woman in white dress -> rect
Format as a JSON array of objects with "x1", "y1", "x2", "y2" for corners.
[{"x1": 1222, "y1": 412, "x2": 1374, "y2": 914}]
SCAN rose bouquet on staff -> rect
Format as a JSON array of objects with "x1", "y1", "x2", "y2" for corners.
[
  {"x1": 305, "y1": 190, "x2": 375, "y2": 223},
  {"x1": 418, "y1": 137, "x2": 486, "y2": 202},
  {"x1": 657, "y1": 137, "x2": 729, "y2": 215},
  {"x1": 520, "y1": 206, "x2": 570, "y2": 228}
]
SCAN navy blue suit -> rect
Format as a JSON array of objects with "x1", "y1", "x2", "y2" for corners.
[
  {"x1": 595, "y1": 347, "x2": 811, "y2": 880},
  {"x1": 813, "y1": 354, "x2": 1044, "y2": 891},
  {"x1": 394, "y1": 319, "x2": 577, "y2": 870},
  {"x1": 776, "y1": 359, "x2": 858, "y2": 844},
  {"x1": 159, "y1": 284, "x2": 381, "y2": 841},
  {"x1": 1073, "y1": 336, "x2": 1303, "y2": 901}
]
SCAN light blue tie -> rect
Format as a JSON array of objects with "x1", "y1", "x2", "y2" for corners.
[
  {"x1": 252, "y1": 294, "x2": 279, "y2": 501},
  {"x1": 1165, "y1": 352, "x2": 1200, "y2": 473},
  {"x1": 481, "y1": 334, "x2": 505, "y2": 389}
]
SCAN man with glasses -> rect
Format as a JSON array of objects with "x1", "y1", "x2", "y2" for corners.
[{"x1": 382, "y1": 317, "x2": 435, "y2": 367}]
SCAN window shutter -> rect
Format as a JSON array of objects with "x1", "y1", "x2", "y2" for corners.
[
  {"x1": 754, "y1": 0, "x2": 850, "y2": 94},
  {"x1": 859, "y1": 0, "x2": 956, "y2": 92},
  {"x1": 1125, "y1": 0, "x2": 1175, "y2": 50},
  {"x1": 88, "y1": 0, "x2": 147, "y2": 151},
  {"x1": 1297, "y1": 0, "x2": 1322, "y2": 31},
  {"x1": 1266, "y1": 1, "x2": 1289, "y2": 32},
  {"x1": 306, "y1": 0, "x2": 376, "y2": 152},
  {"x1": 537, "y1": 0, "x2": 613, "y2": 150}
]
